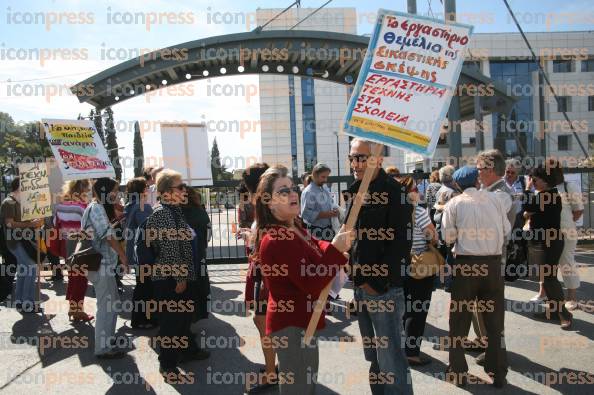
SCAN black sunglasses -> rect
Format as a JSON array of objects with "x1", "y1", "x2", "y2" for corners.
[
  {"x1": 171, "y1": 183, "x2": 187, "y2": 191},
  {"x1": 348, "y1": 154, "x2": 368, "y2": 163},
  {"x1": 275, "y1": 186, "x2": 300, "y2": 195}
]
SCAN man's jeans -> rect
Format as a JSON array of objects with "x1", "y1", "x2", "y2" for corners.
[
  {"x1": 355, "y1": 286, "x2": 413, "y2": 395},
  {"x1": 8, "y1": 243, "x2": 37, "y2": 310}
]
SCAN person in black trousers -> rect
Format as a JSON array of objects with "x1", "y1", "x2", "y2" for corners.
[
  {"x1": 400, "y1": 176, "x2": 439, "y2": 366},
  {"x1": 124, "y1": 177, "x2": 156, "y2": 329},
  {"x1": 523, "y1": 166, "x2": 572, "y2": 330}
]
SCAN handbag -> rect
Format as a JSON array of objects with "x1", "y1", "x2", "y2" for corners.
[
  {"x1": 410, "y1": 244, "x2": 446, "y2": 279},
  {"x1": 65, "y1": 204, "x2": 108, "y2": 272},
  {"x1": 409, "y1": 205, "x2": 446, "y2": 279}
]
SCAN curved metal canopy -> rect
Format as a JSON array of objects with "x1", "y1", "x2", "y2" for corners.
[{"x1": 71, "y1": 29, "x2": 515, "y2": 118}]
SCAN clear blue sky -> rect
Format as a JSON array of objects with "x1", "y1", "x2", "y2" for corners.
[{"x1": 1, "y1": 0, "x2": 592, "y2": 178}]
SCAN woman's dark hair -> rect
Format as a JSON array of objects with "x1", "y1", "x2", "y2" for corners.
[
  {"x1": 126, "y1": 177, "x2": 147, "y2": 203},
  {"x1": 93, "y1": 178, "x2": 118, "y2": 221},
  {"x1": 529, "y1": 165, "x2": 556, "y2": 188},
  {"x1": 184, "y1": 187, "x2": 201, "y2": 208},
  {"x1": 546, "y1": 158, "x2": 564, "y2": 186},
  {"x1": 10, "y1": 177, "x2": 20, "y2": 192},
  {"x1": 242, "y1": 163, "x2": 269, "y2": 194}
]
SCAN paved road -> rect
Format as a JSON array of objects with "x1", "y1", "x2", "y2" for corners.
[{"x1": 0, "y1": 248, "x2": 593, "y2": 394}]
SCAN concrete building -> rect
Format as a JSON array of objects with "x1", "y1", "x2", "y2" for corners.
[
  {"x1": 256, "y1": 7, "x2": 407, "y2": 181},
  {"x1": 405, "y1": 30, "x2": 594, "y2": 171}
]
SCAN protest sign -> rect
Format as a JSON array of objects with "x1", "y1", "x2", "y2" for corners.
[
  {"x1": 42, "y1": 118, "x2": 115, "y2": 180},
  {"x1": 342, "y1": 9, "x2": 473, "y2": 157},
  {"x1": 18, "y1": 162, "x2": 52, "y2": 221}
]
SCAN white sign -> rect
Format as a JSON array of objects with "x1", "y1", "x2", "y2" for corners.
[
  {"x1": 159, "y1": 123, "x2": 213, "y2": 186},
  {"x1": 343, "y1": 9, "x2": 473, "y2": 157},
  {"x1": 18, "y1": 162, "x2": 52, "y2": 221},
  {"x1": 42, "y1": 118, "x2": 115, "y2": 180}
]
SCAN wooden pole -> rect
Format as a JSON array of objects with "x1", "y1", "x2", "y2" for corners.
[{"x1": 303, "y1": 142, "x2": 384, "y2": 345}]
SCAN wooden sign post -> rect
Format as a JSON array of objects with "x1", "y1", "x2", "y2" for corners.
[{"x1": 304, "y1": 142, "x2": 384, "y2": 345}]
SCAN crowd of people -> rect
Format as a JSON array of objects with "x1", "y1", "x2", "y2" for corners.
[{"x1": 0, "y1": 139, "x2": 586, "y2": 393}]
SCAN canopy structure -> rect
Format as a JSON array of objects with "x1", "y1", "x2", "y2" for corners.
[{"x1": 71, "y1": 29, "x2": 516, "y2": 118}]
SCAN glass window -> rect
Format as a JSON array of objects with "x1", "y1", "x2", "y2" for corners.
[
  {"x1": 581, "y1": 58, "x2": 594, "y2": 72},
  {"x1": 558, "y1": 135, "x2": 571, "y2": 151},
  {"x1": 557, "y1": 96, "x2": 571, "y2": 112},
  {"x1": 553, "y1": 60, "x2": 573, "y2": 73},
  {"x1": 589, "y1": 96, "x2": 594, "y2": 112},
  {"x1": 589, "y1": 134, "x2": 594, "y2": 150}
]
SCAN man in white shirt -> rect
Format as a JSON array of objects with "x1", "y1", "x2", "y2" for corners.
[{"x1": 442, "y1": 166, "x2": 510, "y2": 389}]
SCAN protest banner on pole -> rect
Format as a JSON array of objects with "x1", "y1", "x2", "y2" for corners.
[
  {"x1": 305, "y1": 9, "x2": 473, "y2": 344},
  {"x1": 42, "y1": 118, "x2": 116, "y2": 180},
  {"x1": 342, "y1": 9, "x2": 473, "y2": 157},
  {"x1": 18, "y1": 162, "x2": 52, "y2": 315}
]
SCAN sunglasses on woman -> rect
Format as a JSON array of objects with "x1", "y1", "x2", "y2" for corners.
[
  {"x1": 275, "y1": 186, "x2": 300, "y2": 196},
  {"x1": 171, "y1": 183, "x2": 187, "y2": 191}
]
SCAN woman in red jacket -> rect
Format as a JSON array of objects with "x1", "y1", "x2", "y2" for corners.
[{"x1": 252, "y1": 166, "x2": 352, "y2": 395}]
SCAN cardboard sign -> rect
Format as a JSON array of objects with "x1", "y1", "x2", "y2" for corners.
[
  {"x1": 18, "y1": 162, "x2": 52, "y2": 221},
  {"x1": 42, "y1": 118, "x2": 115, "y2": 180},
  {"x1": 343, "y1": 9, "x2": 473, "y2": 156}
]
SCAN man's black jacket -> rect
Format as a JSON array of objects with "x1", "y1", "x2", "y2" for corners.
[{"x1": 345, "y1": 168, "x2": 413, "y2": 294}]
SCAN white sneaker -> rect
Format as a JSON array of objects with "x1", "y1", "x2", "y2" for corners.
[{"x1": 530, "y1": 294, "x2": 547, "y2": 302}]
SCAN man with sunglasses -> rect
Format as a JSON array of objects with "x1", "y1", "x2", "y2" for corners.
[
  {"x1": 346, "y1": 138, "x2": 414, "y2": 395},
  {"x1": 300, "y1": 163, "x2": 338, "y2": 242}
]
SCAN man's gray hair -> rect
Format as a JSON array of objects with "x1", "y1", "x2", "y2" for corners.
[
  {"x1": 477, "y1": 149, "x2": 506, "y2": 177},
  {"x1": 505, "y1": 158, "x2": 521, "y2": 169},
  {"x1": 438, "y1": 165, "x2": 456, "y2": 183},
  {"x1": 350, "y1": 138, "x2": 383, "y2": 156}
]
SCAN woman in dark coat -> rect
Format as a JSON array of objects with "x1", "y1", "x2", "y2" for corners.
[
  {"x1": 182, "y1": 187, "x2": 211, "y2": 322},
  {"x1": 523, "y1": 166, "x2": 572, "y2": 329}
]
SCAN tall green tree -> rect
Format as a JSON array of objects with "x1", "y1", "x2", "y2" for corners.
[
  {"x1": 104, "y1": 107, "x2": 122, "y2": 181},
  {"x1": 90, "y1": 109, "x2": 105, "y2": 145},
  {"x1": 133, "y1": 121, "x2": 144, "y2": 177}
]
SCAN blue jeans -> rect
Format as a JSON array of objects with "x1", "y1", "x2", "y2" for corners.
[
  {"x1": 355, "y1": 286, "x2": 413, "y2": 395},
  {"x1": 9, "y1": 243, "x2": 37, "y2": 310}
]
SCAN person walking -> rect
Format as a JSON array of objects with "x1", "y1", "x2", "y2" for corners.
[
  {"x1": 123, "y1": 177, "x2": 156, "y2": 329},
  {"x1": 300, "y1": 163, "x2": 338, "y2": 242},
  {"x1": 442, "y1": 166, "x2": 509, "y2": 388},
  {"x1": 84, "y1": 178, "x2": 129, "y2": 358},
  {"x1": 0, "y1": 177, "x2": 44, "y2": 313},
  {"x1": 53, "y1": 179, "x2": 93, "y2": 321},
  {"x1": 347, "y1": 138, "x2": 414, "y2": 395},
  {"x1": 255, "y1": 165, "x2": 351, "y2": 395},
  {"x1": 400, "y1": 176, "x2": 439, "y2": 367},
  {"x1": 523, "y1": 166, "x2": 573, "y2": 329},
  {"x1": 146, "y1": 169, "x2": 209, "y2": 380},
  {"x1": 530, "y1": 162, "x2": 583, "y2": 310}
]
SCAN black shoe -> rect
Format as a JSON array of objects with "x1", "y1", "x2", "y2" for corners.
[
  {"x1": 180, "y1": 348, "x2": 210, "y2": 362},
  {"x1": 14, "y1": 302, "x2": 22, "y2": 312},
  {"x1": 476, "y1": 352, "x2": 485, "y2": 366}
]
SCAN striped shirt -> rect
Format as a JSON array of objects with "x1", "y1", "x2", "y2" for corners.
[{"x1": 412, "y1": 205, "x2": 432, "y2": 252}]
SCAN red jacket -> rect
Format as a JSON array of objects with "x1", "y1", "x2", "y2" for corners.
[{"x1": 259, "y1": 224, "x2": 347, "y2": 335}]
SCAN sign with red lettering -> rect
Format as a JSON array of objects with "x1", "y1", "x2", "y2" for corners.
[
  {"x1": 343, "y1": 9, "x2": 473, "y2": 156},
  {"x1": 42, "y1": 119, "x2": 116, "y2": 180}
]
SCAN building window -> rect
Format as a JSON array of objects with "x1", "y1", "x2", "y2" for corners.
[
  {"x1": 589, "y1": 96, "x2": 594, "y2": 112},
  {"x1": 557, "y1": 96, "x2": 571, "y2": 112},
  {"x1": 589, "y1": 134, "x2": 594, "y2": 151},
  {"x1": 558, "y1": 135, "x2": 571, "y2": 151},
  {"x1": 581, "y1": 58, "x2": 594, "y2": 72},
  {"x1": 301, "y1": 77, "x2": 317, "y2": 172},
  {"x1": 553, "y1": 60, "x2": 573, "y2": 73}
]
